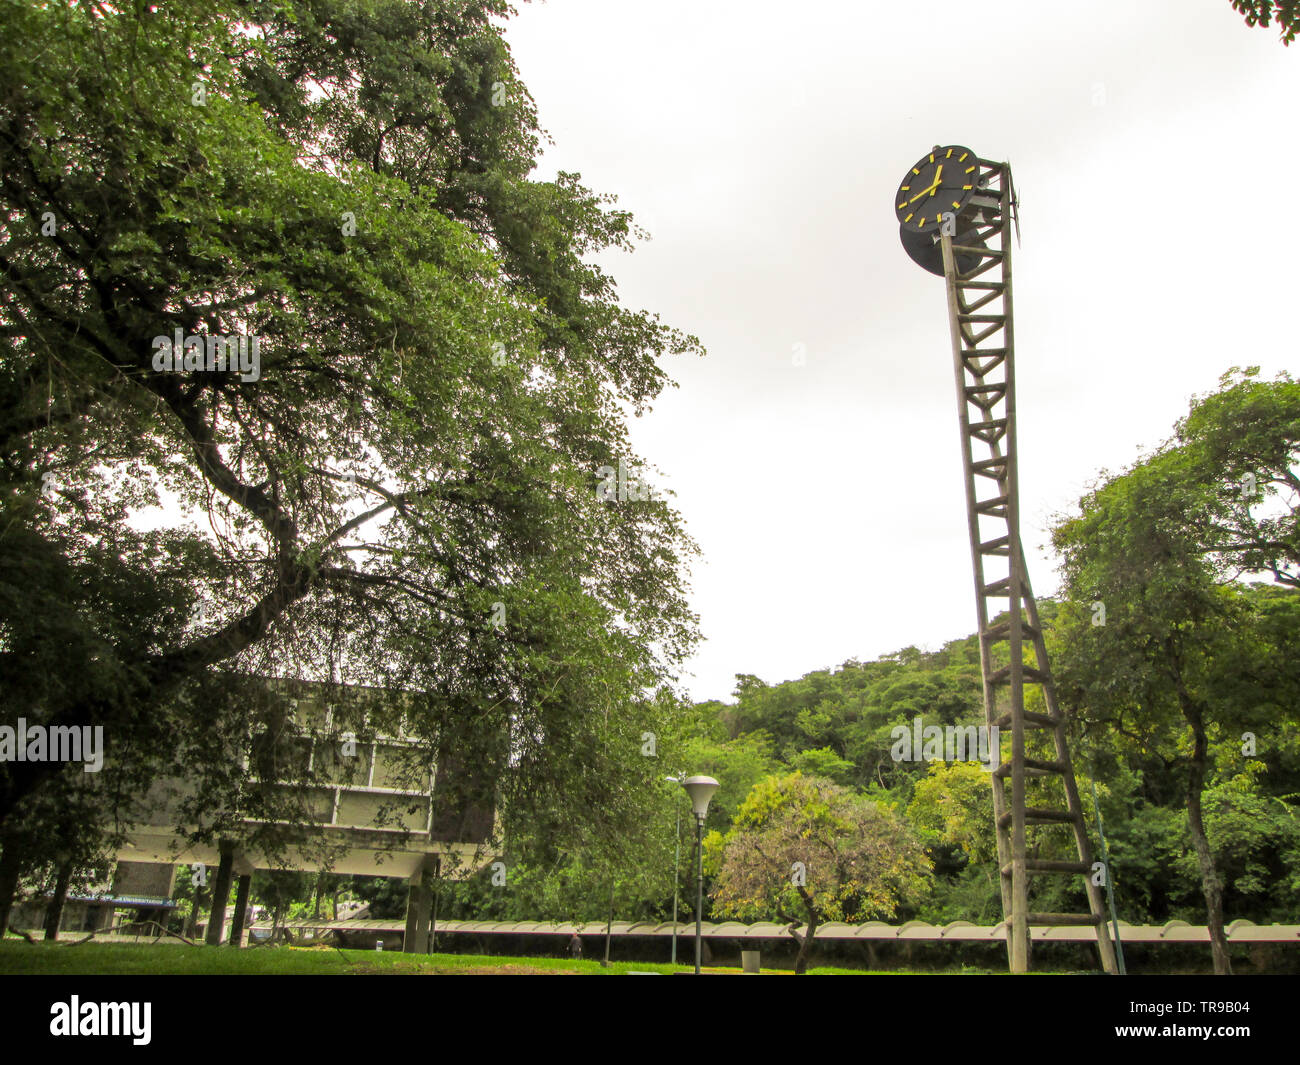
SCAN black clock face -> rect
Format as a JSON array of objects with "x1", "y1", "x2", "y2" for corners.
[{"x1": 895, "y1": 145, "x2": 980, "y2": 234}]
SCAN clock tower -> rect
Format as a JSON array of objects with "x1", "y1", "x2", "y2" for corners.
[{"x1": 895, "y1": 148, "x2": 1120, "y2": 975}]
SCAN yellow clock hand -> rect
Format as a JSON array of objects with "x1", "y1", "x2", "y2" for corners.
[
  {"x1": 908, "y1": 164, "x2": 946, "y2": 204},
  {"x1": 908, "y1": 180, "x2": 940, "y2": 205}
]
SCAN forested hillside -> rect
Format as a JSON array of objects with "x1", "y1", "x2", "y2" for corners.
[{"x1": 685, "y1": 583, "x2": 1300, "y2": 929}]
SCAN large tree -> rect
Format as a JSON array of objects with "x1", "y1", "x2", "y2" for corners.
[
  {"x1": 1050, "y1": 369, "x2": 1300, "y2": 974},
  {"x1": 0, "y1": 0, "x2": 701, "y2": 883}
]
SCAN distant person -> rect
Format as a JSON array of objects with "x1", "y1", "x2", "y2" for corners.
[{"x1": 568, "y1": 934, "x2": 583, "y2": 959}]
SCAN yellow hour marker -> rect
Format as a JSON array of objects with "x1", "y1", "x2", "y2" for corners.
[
  {"x1": 904, "y1": 212, "x2": 913, "y2": 222},
  {"x1": 901, "y1": 185, "x2": 910, "y2": 190},
  {"x1": 952, "y1": 201, "x2": 960, "y2": 209},
  {"x1": 898, "y1": 202, "x2": 907, "y2": 209},
  {"x1": 965, "y1": 165, "x2": 976, "y2": 173},
  {"x1": 929, "y1": 153, "x2": 935, "y2": 163},
  {"x1": 912, "y1": 167, "x2": 920, "y2": 175},
  {"x1": 959, "y1": 152, "x2": 968, "y2": 161},
  {"x1": 918, "y1": 216, "x2": 926, "y2": 227},
  {"x1": 962, "y1": 184, "x2": 973, "y2": 190},
  {"x1": 946, "y1": 148, "x2": 953, "y2": 158}
]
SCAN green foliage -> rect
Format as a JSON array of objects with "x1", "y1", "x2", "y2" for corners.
[
  {"x1": 788, "y1": 747, "x2": 857, "y2": 786},
  {"x1": 350, "y1": 874, "x2": 409, "y2": 920},
  {"x1": 1232, "y1": 0, "x2": 1300, "y2": 43},
  {"x1": 707, "y1": 772, "x2": 932, "y2": 926},
  {"x1": 1175, "y1": 368, "x2": 1300, "y2": 587},
  {"x1": 1197, "y1": 768, "x2": 1300, "y2": 919},
  {"x1": 907, "y1": 762, "x2": 996, "y2": 863}
]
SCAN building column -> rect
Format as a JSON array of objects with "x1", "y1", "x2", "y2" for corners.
[
  {"x1": 228, "y1": 873, "x2": 252, "y2": 947},
  {"x1": 403, "y1": 860, "x2": 434, "y2": 954},
  {"x1": 204, "y1": 842, "x2": 235, "y2": 946}
]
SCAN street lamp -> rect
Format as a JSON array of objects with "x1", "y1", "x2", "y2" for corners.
[
  {"x1": 665, "y1": 773, "x2": 685, "y2": 965},
  {"x1": 681, "y1": 775, "x2": 719, "y2": 975}
]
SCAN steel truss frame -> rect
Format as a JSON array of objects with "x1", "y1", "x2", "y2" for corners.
[{"x1": 937, "y1": 160, "x2": 1118, "y2": 974}]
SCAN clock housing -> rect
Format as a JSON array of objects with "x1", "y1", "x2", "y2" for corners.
[{"x1": 895, "y1": 145, "x2": 981, "y2": 234}]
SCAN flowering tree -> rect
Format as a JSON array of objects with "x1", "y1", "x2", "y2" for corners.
[{"x1": 706, "y1": 773, "x2": 932, "y2": 973}]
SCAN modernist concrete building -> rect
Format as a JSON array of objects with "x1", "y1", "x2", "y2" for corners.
[{"x1": 107, "y1": 678, "x2": 496, "y2": 950}]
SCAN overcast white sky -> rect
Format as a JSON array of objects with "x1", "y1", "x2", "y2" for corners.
[{"x1": 501, "y1": 0, "x2": 1298, "y2": 704}]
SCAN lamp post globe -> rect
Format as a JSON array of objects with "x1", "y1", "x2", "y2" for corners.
[
  {"x1": 682, "y1": 775, "x2": 719, "y2": 820},
  {"x1": 680, "y1": 775, "x2": 719, "y2": 974}
]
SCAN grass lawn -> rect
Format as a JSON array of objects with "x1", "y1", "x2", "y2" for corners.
[
  {"x1": 0, "y1": 939, "x2": 949, "y2": 974},
  {"x1": 0, "y1": 940, "x2": 689, "y2": 975}
]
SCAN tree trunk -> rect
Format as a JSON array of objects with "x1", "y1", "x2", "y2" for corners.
[
  {"x1": 793, "y1": 913, "x2": 818, "y2": 974},
  {"x1": 0, "y1": 832, "x2": 23, "y2": 936},
  {"x1": 784, "y1": 922, "x2": 802, "y2": 957},
  {"x1": 793, "y1": 887, "x2": 820, "y2": 975},
  {"x1": 43, "y1": 862, "x2": 73, "y2": 941},
  {"x1": 1187, "y1": 758, "x2": 1232, "y2": 974},
  {"x1": 1178, "y1": 686, "x2": 1233, "y2": 974}
]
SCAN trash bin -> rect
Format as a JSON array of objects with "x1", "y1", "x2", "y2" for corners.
[{"x1": 741, "y1": 950, "x2": 760, "y2": 974}]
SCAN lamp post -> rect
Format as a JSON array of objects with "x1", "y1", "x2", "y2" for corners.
[
  {"x1": 681, "y1": 775, "x2": 719, "y2": 975},
  {"x1": 665, "y1": 773, "x2": 684, "y2": 965}
]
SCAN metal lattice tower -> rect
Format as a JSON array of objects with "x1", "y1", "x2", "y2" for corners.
[{"x1": 933, "y1": 159, "x2": 1119, "y2": 974}]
